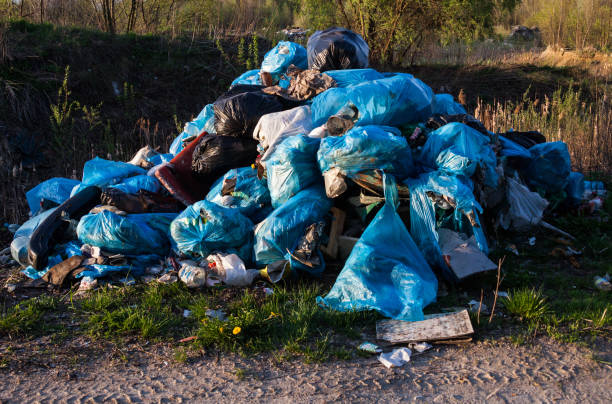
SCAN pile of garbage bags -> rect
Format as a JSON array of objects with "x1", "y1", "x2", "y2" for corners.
[{"x1": 10, "y1": 27, "x2": 600, "y2": 322}]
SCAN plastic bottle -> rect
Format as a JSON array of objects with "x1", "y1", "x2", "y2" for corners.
[{"x1": 178, "y1": 260, "x2": 207, "y2": 288}]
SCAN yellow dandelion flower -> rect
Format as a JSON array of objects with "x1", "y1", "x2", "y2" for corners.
[
  {"x1": 233, "y1": 326, "x2": 241, "y2": 335},
  {"x1": 219, "y1": 327, "x2": 224, "y2": 333}
]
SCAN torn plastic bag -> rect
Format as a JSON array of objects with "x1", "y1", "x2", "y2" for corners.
[
  {"x1": 317, "y1": 173, "x2": 437, "y2": 321},
  {"x1": 253, "y1": 105, "x2": 313, "y2": 162},
  {"x1": 433, "y1": 94, "x2": 466, "y2": 115},
  {"x1": 169, "y1": 104, "x2": 216, "y2": 155},
  {"x1": 266, "y1": 134, "x2": 321, "y2": 208},
  {"x1": 170, "y1": 200, "x2": 254, "y2": 262},
  {"x1": 261, "y1": 41, "x2": 308, "y2": 78},
  {"x1": 324, "y1": 68, "x2": 384, "y2": 87},
  {"x1": 77, "y1": 211, "x2": 177, "y2": 255},
  {"x1": 231, "y1": 69, "x2": 262, "y2": 87},
  {"x1": 108, "y1": 175, "x2": 161, "y2": 194},
  {"x1": 253, "y1": 185, "x2": 332, "y2": 273},
  {"x1": 318, "y1": 125, "x2": 414, "y2": 190},
  {"x1": 74, "y1": 157, "x2": 146, "y2": 194},
  {"x1": 565, "y1": 172, "x2": 585, "y2": 205},
  {"x1": 307, "y1": 27, "x2": 369, "y2": 71},
  {"x1": 499, "y1": 176, "x2": 548, "y2": 231},
  {"x1": 214, "y1": 88, "x2": 297, "y2": 139},
  {"x1": 205, "y1": 167, "x2": 271, "y2": 222},
  {"x1": 419, "y1": 122, "x2": 498, "y2": 188},
  {"x1": 311, "y1": 73, "x2": 434, "y2": 127},
  {"x1": 523, "y1": 141, "x2": 571, "y2": 193},
  {"x1": 26, "y1": 177, "x2": 80, "y2": 216},
  {"x1": 405, "y1": 171, "x2": 488, "y2": 275},
  {"x1": 191, "y1": 135, "x2": 259, "y2": 181},
  {"x1": 11, "y1": 208, "x2": 57, "y2": 266}
]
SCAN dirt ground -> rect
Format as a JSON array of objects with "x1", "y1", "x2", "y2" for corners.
[{"x1": 0, "y1": 336, "x2": 610, "y2": 403}]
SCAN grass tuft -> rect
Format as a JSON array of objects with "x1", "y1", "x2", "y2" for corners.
[{"x1": 503, "y1": 287, "x2": 550, "y2": 322}]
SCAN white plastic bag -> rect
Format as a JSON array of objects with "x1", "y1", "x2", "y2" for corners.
[
  {"x1": 206, "y1": 253, "x2": 258, "y2": 287},
  {"x1": 500, "y1": 177, "x2": 549, "y2": 231},
  {"x1": 253, "y1": 105, "x2": 313, "y2": 162}
]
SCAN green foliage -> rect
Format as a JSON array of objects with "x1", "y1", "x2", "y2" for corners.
[
  {"x1": 50, "y1": 66, "x2": 80, "y2": 148},
  {"x1": 503, "y1": 288, "x2": 550, "y2": 321},
  {"x1": 237, "y1": 37, "x2": 246, "y2": 67},
  {"x1": 0, "y1": 296, "x2": 59, "y2": 336}
]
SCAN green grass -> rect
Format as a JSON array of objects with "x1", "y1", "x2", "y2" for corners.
[
  {"x1": 0, "y1": 295, "x2": 60, "y2": 336},
  {"x1": 503, "y1": 288, "x2": 550, "y2": 321}
]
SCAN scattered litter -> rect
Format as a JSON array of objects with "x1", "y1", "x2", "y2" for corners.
[
  {"x1": 468, "y1": 300, "x2": 488, "y2": 313},
  {"x1": 179, "y1": 336, "x2": 197, "y2": 343},
  {"x1": 178, "y1": 260, "x2": 208, "y2": 288},
  {"x1": 183, "y1": 309, "x2": 192, "y2": 318},
  {"x1": 378, "y1": 348, "x2": 412, "y2": 368},
  {"x1": 506, "y1": 244, "x2": 519, "y2": 256},
  {"x1": 358, "y1": 342, "x2": 382, "y2": 354},
  {"x1": 409, "y1": 342, "x2": 433, "y2": 353},
  {"x1": 497, "y1": 291, "x2": 509, "y2": 298},
  {"x1": 377, "y1": 310, "x2": 474, "y2": 344},
  {"x1": 205, "y1": 309, "x2": 227, "y2": 321},
  {"x1": 594, "y1": 275, "x2": 611, "y2": 291},
  {"x1": 528, "y1": 237, "x2": 536, "y2": 246},
  {"x1": 157, "y1": 273, "x2": 178, "y2": 284},
  {"x1": 6, "y1": 284, "x2": 17, "y2": 293}
]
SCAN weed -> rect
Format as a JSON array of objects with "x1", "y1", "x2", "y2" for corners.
[
  {"x1": 503, "y1": 287, "x2": 550, "y2": 322},
  {"x1": 173, "y1": 348, "x2": 188, "y2": 363},
  {"x1": 50, "y1": 66, "x2": 80, "y2": 152},
  {"x1": 234, "y1": 367, "x2": 247, "y2": 380}
]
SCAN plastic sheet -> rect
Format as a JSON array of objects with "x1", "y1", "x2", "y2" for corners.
[
  {"x1": 311, "y1": 73, "x2": 434, "y2": 127},
  {"x1": 317, "y1": 173, "x2": 437, "y2": 321},
  {"x1": 205, "y1": 167, "x2": 272, "y2": 222},
  {"x1": 318, "y1": 125, "x2": 414, "y2": 181},
  {"x1": 261, "y1": 41, "x2": 308, "y2": 77},
  {"x1": 80, "y1": 157, "x2": 146, "y2": 188},
  {"x1": 405, "y1": 171, "x2": 488, "y2": 273},
  {"x1": 169, "y1": 104, "x2": 216, "y2": 156},
  {"x1": 433, "y1": 94, "x2": 466, "y2": 115},
  {"x1": 170, "y1": 200, "x2": 254, "y2": 262},
  {"x1": 230, "y1": 69, "x2": 262, "y2": 87},
  {"x1": 523, "y1": 141, "x2": 571, "y2": 193},
  {"x1": 419, "y1": 122, "x2": 498, "y2": 187},
  {"x1": 253, "y1": 186, "x2": 332, "y2": 271},
  {"x1": 324, "y1": 68, "x2": 384, "y2": 87},
  {"x1": 266, "y1": 134, "x2": 321, "y2": 208},
  {"x1": 77, "y1": 211, "x2": 177, "y2": 255},
  {"x1": 253, "y1": 105, "x2": 313, "y2": 162},
  {"x1": 108, "y1": 175, "x2": 161, "y2": 194},
  {"x1": 307, "y1": 27, "x2": 369, "y2": 71},
  {"x1": 26, "y1": 178, "x2": 80, "y2": 215}
]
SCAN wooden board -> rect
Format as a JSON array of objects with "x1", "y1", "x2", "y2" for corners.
[
  {"x1": 321, "y1": 207, "x2": 346, "y2": 259},
  {"x1": 376, "y1": 310, "x2": 474, "y2": 344}
]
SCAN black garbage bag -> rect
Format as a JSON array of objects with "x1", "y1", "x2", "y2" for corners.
[
  {"x1": 426, "y1": 114, "x2": 488, "y2": 135},
  {"x1": 192, "y1": 135, "x2": 259, "y2": 180},
  {"x1": 501, "y1": 130, "x2": 546, "y2": 149},
  {"x1": 307, "y1": 27, "x2": 369, "y2": 71},
  {"x1": 213, "y1": 89, "x2": 296, "y2": 138}
]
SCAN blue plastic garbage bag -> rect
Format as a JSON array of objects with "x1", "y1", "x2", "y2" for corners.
[
  {"x1": 147, "y1": 153, "x2": 173, "y2": 166},
  {"x1": 206, "y1": 167, "x2": 272, "y2": 222},
  {"x1": 26, "y1": 177, "x2": 80, "y2": 216},
  {"x1": 419, "y1": 122, "x2": 498, "y2": 187},
  {"x1": 405, "y1": 171, "x2": 488, "y2": 271},
  {"x1": 254, "y1": 186, "x2": 332, "y2": 269},
  {"x1": 169, "y1": 104, "x2": 216, "y2": 155},
  {"x1": 261, "y1": 41, "x2": 307, "y2": 78},
  {"x1": 311, "y1": 73, "x2": 434, "y2": 127},
  {"x1": 324, "y1": 68, "x2": 384, "y2": 87},
  {"x1": 109, "y1": 175, "x2": 161, "y2": 194},
  {"x1": 266, "y1": 134, "x2": 321, "y2": 208},
  {"x1": 77, "y1": 211, "x2": 177, "y2": 255},
  {"x1": 170, "y1": 200, "x2": 253, "y2": 261},
  {"x1": 565, "y1": 171, "x2": 585, "y2": 204},
  {"x1": 499, "y1": 135, "x2": 531, "y2": 159},
  {"x1": 22, "y1": 240, "x2": 82, "y2": 280},
  {"x1": 318, "y1": 125, "x2": 414, "y2": 179},
  {"x1": 81, "y1": 157, "x2": 146, "y2": 188},
  {"x1": 433, "y1": 94, "x2": 467, "y2": 115},
  {"x1": 10, "y1": 208, "x2": 57, "y2": 266},
  {"x1": 523, "y1": 141, "x2": 571, "y2": 193},
  {"x1": 231, "y1": 69, "x2": 262, "y2": 87},
  {"x1": 317, "y1": 173, "x2": 437, "y2": 321}
]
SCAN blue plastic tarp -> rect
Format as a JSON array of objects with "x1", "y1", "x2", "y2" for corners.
[
  {"x1": 317, "y1": 125, "x2": 414, "y2": 179},
  {"x1": 206, "y1": 167, "x2": 272, "y2": 222},
  {"x1": 77, "y1": 211, "x2": 177, "y2": 255},
  {"x1": 323, "y1": 68, "x2": 384, "y2": 87},
  {"x1": 524, "y1": 141, "x2": 571, "y2": 193},
  {"x1": 261, "y1": 41, "x2": 307, "y2": 77},
  {"x1": 26, "y1": 178, "x2": 80, "y2": 216},
  {"x1": 108, "y1": 174, "x2": 161, "y2": 194},
  {"x1": 170, "y1": 200, "x2": 254, "y2": 262},
  {"x1": 317, "y1": 173, "x2": 437, "y2": 321},
  {"x1": 253, "y1": 186, "x2": 332, "y2": 271},
  {"x1": 311, "y1": 73, "x2": 434, "y2": 127},
  {"x1": 405, "y1": 171, "x2": 488, "y2": 271},
  {"x1": 266, "y1": 134, "x2": 321, "y2": 208},
  {"x1": 419, "y1": 122, "x2": 499, "y2": 188}
]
